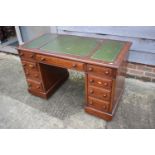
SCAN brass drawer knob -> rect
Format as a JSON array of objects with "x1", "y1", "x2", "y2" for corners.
[
  {"x1": 28, "y1": 83, "x2": 32, "y2": 87},
  {"x1": 41, "y1": 57, "x2": 46, "y2": 61},
  {"x1": 103, "y1": 94, "x2": 107, "y2": 97},
  {"x1": 72, "y1": 64, "x2": 77, "y2": 68},
  {"x1": 89, "y1": 79, "x2": 94, "y2": 83},
  {"x1": 90, "y1": 90, "x2": 94, "y2": 94},
  {"x1": 88, "y1": 67, "x2": 93, "y2": 71},
  {"x1": 97, "y1": 81, "x2": 102, "y2": 85},
  {"x1": 29, "y1": 64, "x2": 35, "y2": 68},
  {"x1": 105, "y1": 71, "x2": 109, "y2": 75}
]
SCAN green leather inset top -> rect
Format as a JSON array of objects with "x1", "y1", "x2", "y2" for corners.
[
  {"x1": 23, "y1": 34, "x2": 57, "y2": 49},
  {"x1": 40, "y1": 35, "x2": 99, "y2": 56},
  {"x1": 91, "y1": 40, "x2": 124, "y2": 62},
  {"x1": 23, "y1": 34, "x2": 125, "y2": 62}
]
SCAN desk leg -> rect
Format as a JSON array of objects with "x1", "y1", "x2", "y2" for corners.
[{"x1": 29, "y1": 63, "x2": 69, "y2": 99}]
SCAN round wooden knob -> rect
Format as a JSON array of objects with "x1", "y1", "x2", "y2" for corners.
[
  {"x1": 89, "y1": 79, "x2": 94, "y2": 83},
  {"x1": 88, "y1": 67, "x2": 93, "y2": 71},
  {"x1": 90, "y1": 90, "x2": 94, "y2": 94},
  {"x1": 72, "y1": 64, "x2": 77, "y2": 68},
  {"x1": 105, "y1": 71, "x2": 109, "y2": 75},
  {"x1": 104, "y1": 82, "x2": 108, "y2": 86},
  {"x1": 97, "y1": 81, "x2": 102, "y2": 85},
  {"x1": 41, "y1": 57, "x2": 45, "y2": 61},
  {"x1": 29, "y1": 64, "x2": 34, "y2": 68},
  {"x1": 103, "y1": 94, "x2": 107, "y2": 97}
]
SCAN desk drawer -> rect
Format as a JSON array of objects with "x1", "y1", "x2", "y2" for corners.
[
  {"x1": 27, "y1": 80, "x2": 43, "y2": 92},
  {"x1": 22, "y1": 61, "x2": 38, "y2": 72},
  {"x1": 88, "y1": 97, "x2": 110, "y2": 112},
  {"x1": 88, "y1": 86, "x2": 111, "y2": 101},
  {"x1": 36, "y1": 54, "x2": 85, "y2": 71},
  {"x1": 87, "y1": 64, "x2": 113, "y2": 77},
  {"x1": 88, "y1": 75, "x2": 112, "y2": 90},
  {"x1": 24, "y1": 69, "x2": 40, "y2": 81},
  {"x1": 19, "y1": 51, "x2": 35, "y2": 61}
]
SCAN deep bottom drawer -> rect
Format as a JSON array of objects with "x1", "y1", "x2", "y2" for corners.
[{"x1": 88, "y1": 96, "x2": 110, "y2": 112}]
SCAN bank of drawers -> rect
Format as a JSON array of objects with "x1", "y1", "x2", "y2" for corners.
[
  {"x1": 21, "y1": 60, "x2": 43, "y2": 92},
  {"x1": 87, "y1": 65, "x2": 113, "y2": 113}
]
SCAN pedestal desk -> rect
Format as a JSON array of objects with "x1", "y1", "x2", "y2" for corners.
[{"x1": 17, "y1": 34, "x2": 131, "y2": 121}]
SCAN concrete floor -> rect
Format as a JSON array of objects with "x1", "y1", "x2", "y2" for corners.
[{"x1": 0, "y1": 52, "x2": 155, "y2": 129}]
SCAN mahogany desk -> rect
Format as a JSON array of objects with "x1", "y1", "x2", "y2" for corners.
[{"x1": 17, "y1": 34, "x2": 131, "y2": 121}]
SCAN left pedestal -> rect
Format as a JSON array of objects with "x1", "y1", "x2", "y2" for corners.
[{"x1": 19, "y1": 50, "x2": 69, "y2": 99}]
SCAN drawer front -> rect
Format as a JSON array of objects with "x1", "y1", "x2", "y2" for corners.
[
  {"x1": 36, "y1": 54, "x2": 85, "y2": 71},
  {"x1": 24, "y1": 69, "x2": 40, "y2": 81},
  {"x1": 88, "y1": 86, "x2": 111, "y2": 101},
  {"x1": 27, "y1": 80, "x2": 43, "y2": 92},
  {"x1": 88, "y1": 97, "x2": 110, "y2": 112},
  {"x1": 87, "y1": 64, "x2": 113, "y2": 77},
  {"x1": 88, "y1": 75, "x2": 112, "y2": 90},
  {"x1": 22, "y1": 61, "x2": 38, "y2": 72},
  {"x1": 19, "y1": 51, "x2": 35, "y2": 61}
]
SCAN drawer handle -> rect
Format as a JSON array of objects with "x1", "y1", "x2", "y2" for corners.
[
  {"x1": 29, "y1": 64, "x2": 35, "y2": 68},
  {"x1": 28, "y1": 83, "x2": 32, "y2": 87},
  {"x1": 105, "y1": 71, "x2": 109, "y2": 75},
  {"x1": 72, "y1": 64, "x2": 77, "y2": 68},
  {"x1": 103, "y1": 94, "x2": 107, "y2": 97},
  {"x1": 41, "y1": 57, "x2": 46, "y2": 61},
  {"x1": 97, "y1": 81, "x2": 102, "y2": 85},
  {"x1": 90, "y1": 90, "x2": 94, "y2": 94},
  {"x1": 89, "y1": 79, "x2": 94, "y2": 83},
  {"x1": 88, "y1": 67, "x2": 93, "y2": 71}
]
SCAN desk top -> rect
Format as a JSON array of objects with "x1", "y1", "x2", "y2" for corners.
[{"x1": 18, "y1": 33, "x2": 131, "y2": 67}]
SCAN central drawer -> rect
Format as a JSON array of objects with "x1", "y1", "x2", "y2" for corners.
[{"x1": 36, "y1": 54, "x2": 85, "y2": 71}]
